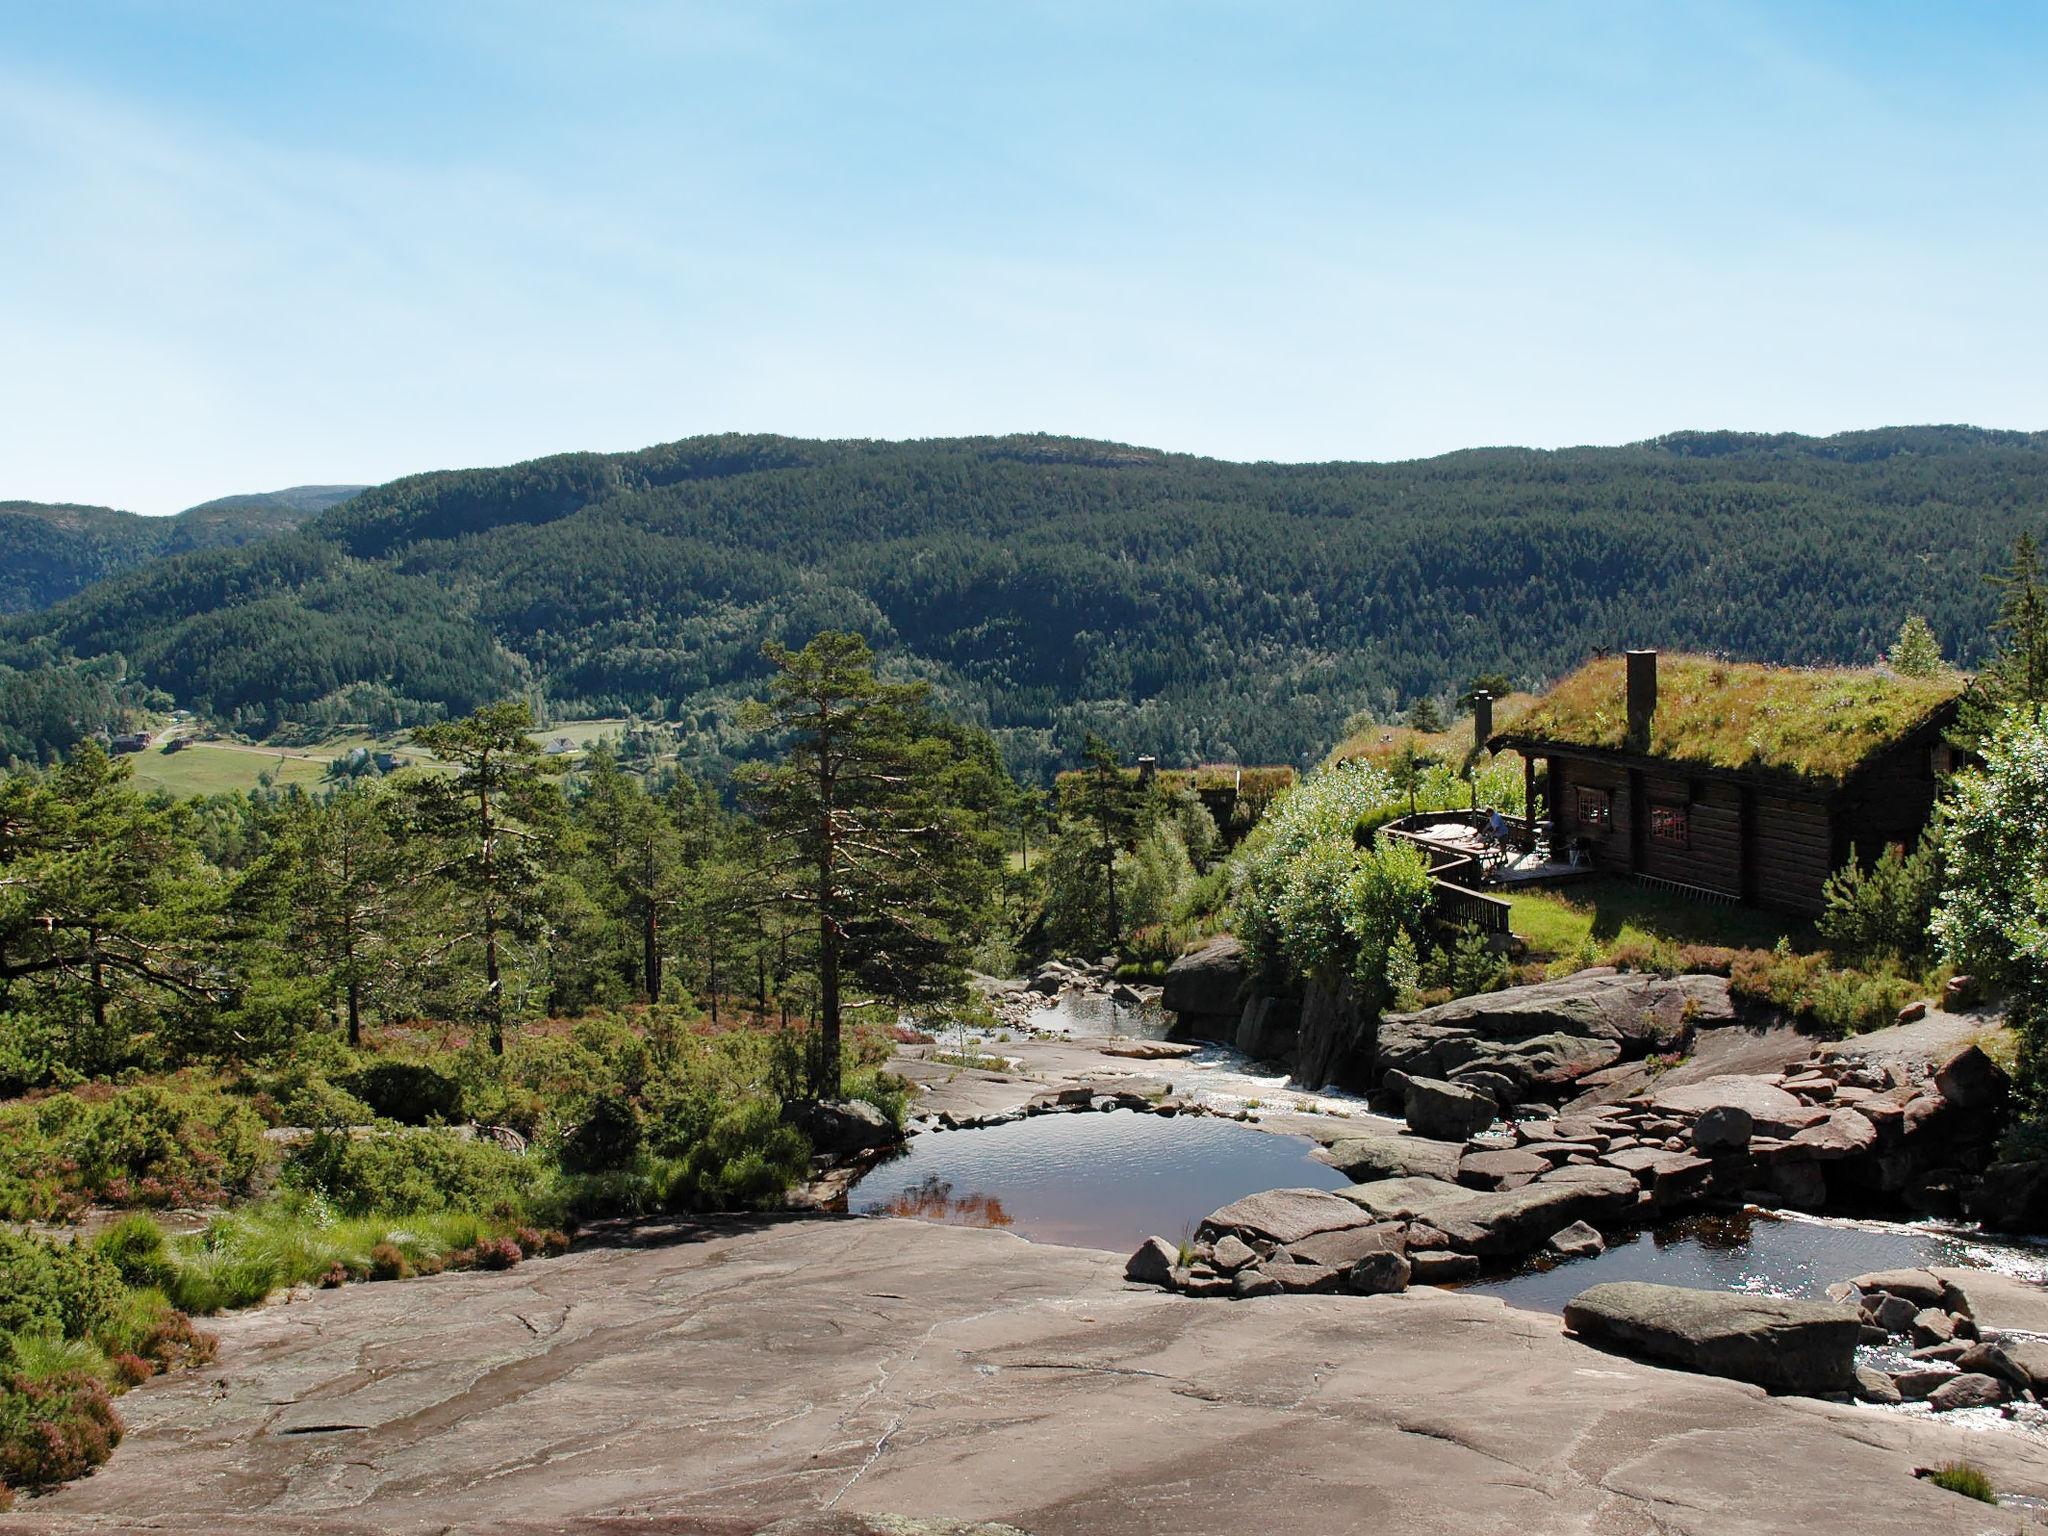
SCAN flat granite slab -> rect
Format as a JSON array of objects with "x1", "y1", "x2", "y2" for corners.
[{"x1": 13, "y1": 1215, "x2": 2048, "y2": 1536}]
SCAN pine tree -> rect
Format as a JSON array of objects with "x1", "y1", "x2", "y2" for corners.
[
  {"x1": 1405, "y1": 697, "x2": 1445, "y2": 734},
  {"x1": 1958, "y1": 534, "x2": 2048, "y2": 746},
  {"x1": 739, "y1": 633, "x2": 1001, "y2": 1097},
  {"x1": 1890, "y1": 615, "x2": 1944, "y2": 678},
  {"x1": 253, "y1": 785, "x2": 420, "y2": 1046},
  {"x1": 1058, "y1": 733, "x2": 1154, "y2": 952},
  {"x1": 407, "y1": 702, "x2": 562, "y2": 1054}
]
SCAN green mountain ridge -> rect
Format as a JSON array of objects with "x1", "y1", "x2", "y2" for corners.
[
  {"x1": 2, "y1": 427, "x2": 2045, "y2": 776},
  {"x1": 0, "y1": 485, "x2": 367, "y2": 613}
]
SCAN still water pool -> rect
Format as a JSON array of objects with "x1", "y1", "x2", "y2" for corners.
[
  {"x1": 1465, "y1": 1208, "x2": 2047, "y2": 1313},
  {"x1": 841, "y1": 1108, "x2": 1350, "y2": 1253}
]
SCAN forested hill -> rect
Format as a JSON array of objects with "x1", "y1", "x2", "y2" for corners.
[
  {"x1": 4, "y1": 427, "x2": 2047, "y2": 777},
  {"x1": 0, "y1": 485, "x2": 365, "y2": 613}
]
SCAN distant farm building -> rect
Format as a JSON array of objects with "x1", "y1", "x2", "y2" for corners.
[
  {"x1": 108, "y1": 731, "x2": 154, "y2": 754},
  {"x1": 1488, "y1": 651, "x2": 1966, "y2": 913}
]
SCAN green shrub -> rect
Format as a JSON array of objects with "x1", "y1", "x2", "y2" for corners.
[
  {"x1": 843, "y1": 1069, "x2": 909, "y2": 1129},
  {"x1": 346, "y1": 1060, "x2": 464, "y2": 1125},
  {"x1": 283, "y1": 1128, "x2": 535, "y2": 1217},
  {"x1": 93, "y1": 1215, "x2": 176, "y2": 1292},
  {"x1": 0, "y1": 1369, "x2": 122, "y2": 1491},
  {"x1": 556, "y1": 1091, "x2": 643, "y2": 1174},
  {"x1": 1819, "y1": 835, "x2": 1941, "y2": 970},
  {"x1": 166, "y1": 1244, "x2": 281, "y2": 1315},
  {"x1": 1729, "y1": 942, "x2": 1921, "y2": 1037},
  {"x1": 0, "y1": 1231, "x2": 124, "y2": 1343},
  {"x1": 1927, "y1": 1460, "x2": 1995, "y2": 1503},
  {"x1": 669, "y1": 1098, "x2": 810, "y2": 1211}
]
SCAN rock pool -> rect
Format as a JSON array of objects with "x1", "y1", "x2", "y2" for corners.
[{"x1": 842, "y1": 1107, "x2": 1351, "y2": 1251}]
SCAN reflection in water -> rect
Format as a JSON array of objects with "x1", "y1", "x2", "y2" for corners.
[
  {"x1": 866, "y1": 1174, "x2": 1013, "y2": 1228},
  {"x1": 842, "y1": 1108, "x2": 1350, "y2": 1253}
]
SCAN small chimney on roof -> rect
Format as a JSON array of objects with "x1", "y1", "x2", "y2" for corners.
[
  {"x1": 1626, "y1": 649, "x2": 1658, "y2": 749},
  {"x1": 1470, "y1": 690, "x2": 1493, "y2": 748},
  {"x1": 1135, "y1": 755, "x2": 1157, "y2": 784}
]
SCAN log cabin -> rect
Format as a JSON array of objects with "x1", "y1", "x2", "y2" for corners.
[{"x1": 1486, "y1": 650, "x2": 1967, "y2": 913}]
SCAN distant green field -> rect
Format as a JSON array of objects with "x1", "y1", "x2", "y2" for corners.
[
  {"x1": 528, "y1": 718, "x2": 631, "y2": 752},
  {"x1": 126, "y1": 743, "x2": 333, "y2": 798}
]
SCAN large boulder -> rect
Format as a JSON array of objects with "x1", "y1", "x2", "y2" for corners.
[
  {"x1": 1422, "y1": 1179, "x2": 1637, "y2": 1256},
  {"x1": 1202, "y1": 1187, "x2": 1372, "y2": 1247},
  {"x1": 1563, "y1": 1282, "x2": 1861, "y2": 1394},
  {"x1": 787, "y1": 1098, "x2": 901, "y2": 1157},
  {"x1": 1394, "y1": 1073, "x2": 1497, "y2": 1141},
  {"x1": 1376, "y1": 971, "x2": 1733, "y2": 1098},
  {"x1": 1929, "y1": 1266, "x2": 2048, "y2": 1334},
  {"x1": 1316, "y1": 1129, "x2": 1465, "y2": 1184},
  {"x1": 1651, "y1": 1076, "x2": 1827, "y2": 1138},
  {"x1": 1162, "y1": 936, "x2": 1247, "y2": 1036}
]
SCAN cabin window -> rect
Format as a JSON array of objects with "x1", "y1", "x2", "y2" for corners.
[
  {"x1": 1575, "y1": 787, "x2": 1611, "y2": 830},
  {"x1": 1650, "y1": 803, "x2": 1690, "y2": 847}
]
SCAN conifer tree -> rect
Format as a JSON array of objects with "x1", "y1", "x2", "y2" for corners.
[
  {"x1": 407, "y1": 702, "x2": 562, "y2": 1054},
  {"x1": 740, "y1": 633, "x2": 1001, "y2": 1096},
  {"x1": 1890, "y1": 614, "x2": 1944, "y2": 678}
]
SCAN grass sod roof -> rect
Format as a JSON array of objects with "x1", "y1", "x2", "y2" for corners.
[{"x1": 1492, "y1": 654, "x2": 1968, "y2": 786}]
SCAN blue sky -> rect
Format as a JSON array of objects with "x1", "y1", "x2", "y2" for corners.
[{"x1": 3, "y1": 1, "x2": 2045, "y2": 513}]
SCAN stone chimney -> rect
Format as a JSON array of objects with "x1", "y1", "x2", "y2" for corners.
[
  {"x1": 1626, "y1": 650, "x2": 1658, "y2": 749},
  {"x1": 1470, "y1": 690, "x2": 1493, "y2": 748},
  {"x1": 1135, "y1": 755, "x2": 1157, "y2": 784}
]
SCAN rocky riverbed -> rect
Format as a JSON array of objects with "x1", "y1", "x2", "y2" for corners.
[{"x1": 15, "y1": 1215, "x2": 2048, "y2": 1535}]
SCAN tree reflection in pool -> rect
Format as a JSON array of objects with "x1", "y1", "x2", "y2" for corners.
[{"x1": 840, "y1": 1107, "x2": 1350, "y2": 1253}]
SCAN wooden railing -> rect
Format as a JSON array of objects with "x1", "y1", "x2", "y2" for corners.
[{"x1": 1374, "y1": 810, "x2": 1514, "y2": 935}]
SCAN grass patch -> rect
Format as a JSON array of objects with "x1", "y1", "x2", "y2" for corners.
[
  {"x1": 125, "y1": 742, "x2": 333, "y2": 798},
  {"x1": 1500, "y1": 654, "x2": 1965, "y2": 785},
  {"x1": 1926, "y1": 1460, "x2": 1996, "y2": 1503},
  {"x1": 1509, "y1": 878, "x2": 1805, "y2": 960}
]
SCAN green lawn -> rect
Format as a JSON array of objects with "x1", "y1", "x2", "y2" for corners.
[
  {"x1": 127, "y1": 743, "x2": 335, "y2": 798},
  {"x1": 1508, "y1": 878, "x2": 1809, "y2": 959}
]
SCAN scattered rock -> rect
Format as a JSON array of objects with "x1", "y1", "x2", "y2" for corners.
[
  {"x1": 1544, "y1": 1221, "x2": 1605, "y2": 1260},
  {"x1": 1407, "y1": 1250, "x2": 1480, "y2": 1284},
  {"x1": 1161, "y1": 935, "x2": 1246, "y2": 1034},
  {"x1": 1864, "y1": 1292, "x2": 1920, "y2": 1335},
  {"x1": 1562, "y1": 1282, "x2": 1861, "y2": 1394},
  {"x1": 1789, "y1": 1108, "x2": 1879, "y2": 1161},
  {"x1": 1910, "y1": 1308, "x2": 1956, "y2": 1347},
  {"x1": 1285, "y1": 1222, "x2": 1406, "y2": 1272},
  {"x1": 1851, "y1": 1365, "x2": 1902, "y2": 1405},
  {"x1": 787, "y1": 1098, "x2": 902, "y2": 1157},
  {"x1": 1926, "y1": 1371, "x2": 2007, "y2": 1412},
  {"x1": 1958, "y1": 1336, "x2": 2048, "y2": 1395},
  {"x1": 1893, "y1": 1367, "x2": 1959, "y2": 1399},
  {"x1": 1457, "y1": 1148, "x2": 1551, "y2": 1191},
  {"x1": 1124, "y1": 1237, "x2": 1179, "y2": 1287},
  {"x1": 1691, "y1": 1104, "x2": 1753, "y2": 1153},
  {"x1": 1347, "y1": 1250, "x2": 1411, "y2": 1295},
  {"x1": 1652, "y1": 1076, "x2": 1826, "y2": 1138},
  {"x1": 1210, "y1": 1234, "x2": 1257, "y2": 1273},
  {"x1": 1846, "y1": 1269, "x2": 1946, "y2": 1309}
]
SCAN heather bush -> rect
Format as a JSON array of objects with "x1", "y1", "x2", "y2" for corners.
[
  {"x1": 0, "y1": 1370, "x2": 122, "y2": 1491},
  {"x1": 0, "y1": 1080, "x2": 272, "y2": 1222}
]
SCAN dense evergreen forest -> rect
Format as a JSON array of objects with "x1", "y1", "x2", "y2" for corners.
[
  {"x1": 4, "y1": 428, "x2": 2046, "y2": 777},
  {"x1": 0, "y1": 485, "x2": 363, "y2": 614}
]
